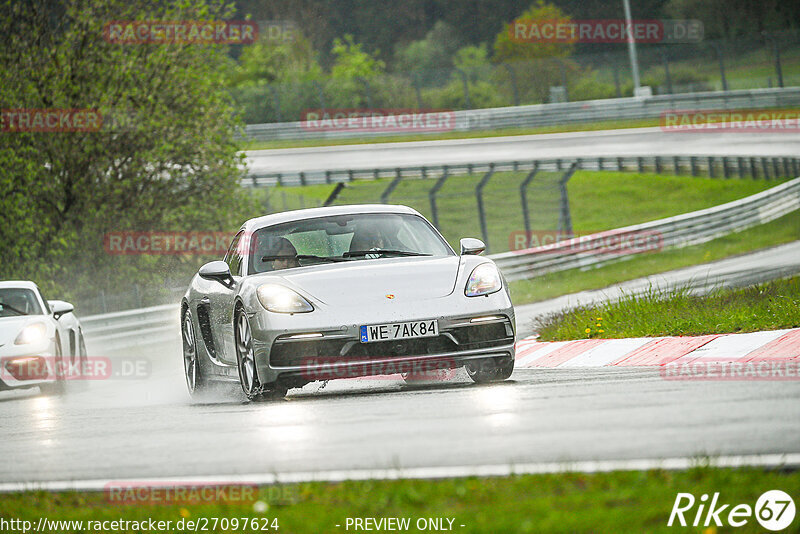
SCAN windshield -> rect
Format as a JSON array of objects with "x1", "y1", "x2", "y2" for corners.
[
  {"x1": 247, "y1": 213, "x2": 454, "y2": 274},
  {"x1": 0, "y1": 288, "x2": 44, "y2": 317}
]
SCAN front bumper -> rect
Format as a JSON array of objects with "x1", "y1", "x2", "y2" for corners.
[
  {"x1": 249, "y1": 293, "x2": 516, "y2": 385},
  {"x1": 0, "y1": 341, "x2": 57, "y2": 390}
]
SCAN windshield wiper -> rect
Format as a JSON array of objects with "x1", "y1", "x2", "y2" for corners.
[
  {"x1": 261, "y1": 254, "x2": 347, "y2": 264},
  {"x1": 344, "y1": 249, "x2": 431, "y2": 258},
  {"x1": 0, "y1": 302, "x2": 27, "y2": 316}
]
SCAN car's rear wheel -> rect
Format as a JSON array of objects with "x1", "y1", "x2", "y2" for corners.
[
  {"x1": 182, "y1": 308, "x2": 208, "y2": 397},
  {"x1": 234, "y1": 308, "x2": 286, "y2": 402},
  {"x1": 40, "y1": 336, "x2": 66, "y2": 396},
  {"x1": 465, "y1": 355, "x2": 514, "y2": 384}
]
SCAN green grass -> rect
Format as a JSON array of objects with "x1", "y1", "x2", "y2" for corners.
[
  {"x1": 2, "y1": 468, "x2": 799, "y2": 532},
  {"x1": 259, "y1": 171, "x2": 783, "y2": 256},
  {"x1": 509, "y1": 208, "x2": 800, "y2": 305},
  {"x1": 537, "y1": 275, "x2": 800, "y2": 342},
  {"x1": 240, "y1": 118, "x2": 662, "y2": 150}
]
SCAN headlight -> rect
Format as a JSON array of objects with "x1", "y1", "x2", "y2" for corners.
[
  {"x1": 465, "y1": 263, "x2": 502, "y2": 297},
  {"x1": 15, "y1": 322, "x2": 48, "y2": 345},
  {"x1": 256, "y1": 284, "x2": 314, "y2": 313}
]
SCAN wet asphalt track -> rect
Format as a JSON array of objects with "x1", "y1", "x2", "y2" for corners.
[
  {"x1": 1, "y1": 243, "x2": 799, "y2": 487},
  {"x1": 246, "y1": 127, "x2": 800, "y2": 175},
  {"x1": 1, "y1": 363, "x2": 799, "y2": 487}
]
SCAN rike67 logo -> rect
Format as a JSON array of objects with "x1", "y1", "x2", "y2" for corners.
[{"x1": 668, "y1": 490, "x2": 796, "y2": 531}]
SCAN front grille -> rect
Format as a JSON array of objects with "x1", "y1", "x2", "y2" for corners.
[{"x1": 269, "y1": 320, "x2": 513, "y2": 368}]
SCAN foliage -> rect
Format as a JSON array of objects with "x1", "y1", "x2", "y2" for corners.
[{"x1": 0, "y1": 0, "x2": 255, "y2": 307}]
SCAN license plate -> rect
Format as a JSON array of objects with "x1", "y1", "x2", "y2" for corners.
[{"x1": 360, "y1": 320, "x2": 439, "y2": 343}]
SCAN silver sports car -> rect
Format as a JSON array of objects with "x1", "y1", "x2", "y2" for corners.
[
  {"x1": 0, "y1": 280, "x2": 86, "y2": 394},
  {"x1": 181, "y1": 205, "x2": 515, "y2": 401}
]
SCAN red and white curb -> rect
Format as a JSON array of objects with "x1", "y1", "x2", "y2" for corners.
[{"x1": 514, "y1": 328, "x2": 800, "y2": 368}]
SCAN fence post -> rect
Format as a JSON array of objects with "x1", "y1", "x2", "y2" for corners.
[
  {"x1": 761, "y1": 157, "x2": 771, "y2": 180},
  {"x1": 772, "y1": 157, "x2": 780, "y2": 178},
  {"x1": 413, "y1": 73, "x2": 423, "y2": 109},
  {"x1": 737, "y1": 157, "x2": 745, "y2": 179},
  {"x1": 763, "y1": 32, "x2": 784, "y2": 88},
  {"x1": 313, "y1": 80, "x2": 326, "y2": 110},
  {"x1": 519, "y1": 163, "x2": 540, "y2": 247},
  {"x1": 323, "y1": 182, "x2": 346, "y2": 206},
  {"x1": 299, "y1": 172, "x2": 307, "y2": 186},
  {"x1": 428, "y1": 167, "x2": 449, "y2": 229},
  {"x1": 661, "y1": 52, "x2": 673, "y2": 94},
  {"x1": 722, "y1": 157, "x2": 730, "y2": 179},
  {"x1": 750, "y1": 157, "x2": 758, "y2": 179},
  {"x1": 673, "y1": 156, "x2": 681, "y2": 175},
  {"x1": 558, "y1": 163, "x2": 577, "y2": 237},
  {"x1": 475, "y1": 164, "x2": 495, "y2": 253},
  {"x1": 617, "y1": 157, "x2": 624, "y2": 171},
  {"x1": 597, "y1": 157, "x2": 604, "y2": 171},
  {"x1": 502, "y1": 63, "x2": 520, "y2": 106},
  {"x1": 358, "y1": 77, "x2": 373, "y2": 108},
  {"x1": 707, "y1": 156, "x2": 715, "y2": 178},
  {"x1": 381, "y1": 168, "x2": 404, "y2": 204},
  {"x1": 454, "y1": 67, "x2": 470, "y2": 109},
  {"x1": 269, "y1": 85, "x2": 282, "y2": 122},
  {"x1": 690, "y1": 156, "x2": 698, "y2": 177},
  {"x1": 709, "y1": 42, "x2": 728, "y2": 91},
  {"x1": 655, "y1": 156, "x2": 662, "y2": 174},
  {"x1": 637, "y1": 157, "x2": 644, "y2": 173}
]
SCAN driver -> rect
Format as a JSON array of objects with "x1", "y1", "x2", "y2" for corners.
[
  {"x1": 267, "y1": 237, "x2": 300, "y2": 271},
  {"x1": 348, "y1": 225, "x2": 387, "y2": 259}
]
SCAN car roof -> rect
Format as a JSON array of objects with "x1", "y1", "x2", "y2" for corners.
[
  {"x1": 0, "y1": 281, "x2": 40, "y2": 291},
  {"x1": 240, "y1": 204, "x2": 421, "y2": 233}
]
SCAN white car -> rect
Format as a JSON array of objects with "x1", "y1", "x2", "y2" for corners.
[{"x1": 0, "y1": 281, "x2": 86, "y2": 394}]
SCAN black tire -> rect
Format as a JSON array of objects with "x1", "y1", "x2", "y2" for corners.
[
  {"x1": 40, "y1": 336, "x2": 66, "y2": 396},
  {"x1": 182, "y1": 308, "x2": 208, "y2": 397},
  {"x1": 465, "y1": 355, "x2": 515, "y2": 384},
  {"x1": 234, "y1": 308, "x2": 286, "y2": 402}
]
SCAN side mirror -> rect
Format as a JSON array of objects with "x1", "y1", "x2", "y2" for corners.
[
  {"x1": 460, "y1": 238, "x2": 485, "y2": 256},
  {"x1": 199, "y1": 260, "x2": 234, "y2": 287},
  {"x1": 48, "y1": 300, "x2": 74, "y2": 319}
]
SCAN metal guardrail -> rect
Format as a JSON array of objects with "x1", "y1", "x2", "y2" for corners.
[
  {"x1": 244, "y1": 153, "x2": 800, "y2": 188},
  {"x1": 81, "y1": 303, "x2": 179, "y2": 353},
  {"x1": 242, "y1": 86, "x2": 800, "y2": 143},
  {"x1": 493, "y1": 176, "x2": 800, "y2": 281},
  {"x1": 80, "y1": 176, "x2": 800, "y2": 350}
]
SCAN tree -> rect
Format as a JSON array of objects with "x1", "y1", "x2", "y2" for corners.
[{"x1": 0, "y1": 0, "x2": 252, "y2": 305}]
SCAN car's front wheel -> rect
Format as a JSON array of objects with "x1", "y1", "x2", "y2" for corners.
[
  {"x1": 40, "y1": 336, "x2": 66, "y2": 396},
  {"x1": 182, "y1": 308, "x2": 208, "y2": 397},
  {"x1": 465, "y1": 355, "x2": 514, "y2": 384},
  {"x1": 234, "y1": 308, "x2": 286, "y2": 401}
]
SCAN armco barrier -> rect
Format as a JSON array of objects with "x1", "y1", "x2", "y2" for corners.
[
  {"x1": 81, "y1": 176, "x2": 800, "y2": 349},
  {"x1": 242, "y1": 87, "x2": 800, "y2": 143},
  {"x1": 81, "y1": 303, "x2": 179, "y2": 353},
  {"x1": 243, "y1": 154, "x2": 800, "y2": 187},
  {"x1": 493, "y1": 176, "x2": 800, "y2": 281}
]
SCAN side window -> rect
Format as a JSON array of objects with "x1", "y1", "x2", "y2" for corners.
[{"x1": 224, "y1": 231, "x2": 244, "y2": 276}]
